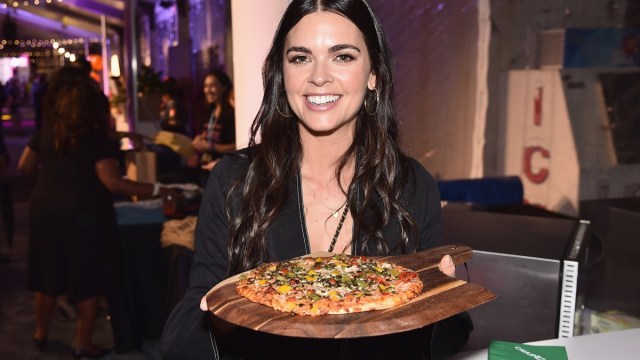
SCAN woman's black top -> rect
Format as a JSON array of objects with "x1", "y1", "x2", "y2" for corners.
[{"x1": 161, "y1": 147, "x2": 469, "y2": 359}]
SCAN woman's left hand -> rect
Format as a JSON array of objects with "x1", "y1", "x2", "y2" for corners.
[
  {"x1": 201, "y1": 159, "x2": 218, "y2": 171},
  {"x1": 438, "y1": 255, "x2": 456, "y2": 278},
  {"x1": 200, "y1": 296, "x2": 208, "y2": 311}
]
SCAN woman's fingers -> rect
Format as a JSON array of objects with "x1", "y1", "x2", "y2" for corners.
[
  {"x1": 438, "y1": 254, "x2": 456, "y2": 278},
  {"x1": 200, "y1": 296, "x2": 207, "y2": 311}
]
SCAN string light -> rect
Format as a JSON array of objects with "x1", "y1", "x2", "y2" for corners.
[
  {"x1": 0, "y1": 37, "x2": 99, "y2": 48},
  {"x1": 0, "y1": 0, "x2": 62, "y2": 8},
  {"x1": 0, "y1": 37, "x2": 98, "y2": 65}
]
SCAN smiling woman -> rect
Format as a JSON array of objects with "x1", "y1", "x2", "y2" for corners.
[
  {"x1": 283, "y1": 11, "x2": 376, "y2": 141},
  {"x1": 161, "y1": 1, "x2": 468, "y2": 359}
]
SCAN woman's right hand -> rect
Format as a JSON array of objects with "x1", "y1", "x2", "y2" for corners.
[{"x1": 192, "y1": 133, "x2": 209, "y2": 152}]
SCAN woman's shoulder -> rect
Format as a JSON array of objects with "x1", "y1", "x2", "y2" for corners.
[
  {"x1": 209, "y1": 145, "x2": 257, "y2": 179},
  {"x1": 404, "y1": 156, "x2": 438, "y2": 187},
  {"x1": 217, "y1": 145, "x2": 254, "y2": 162}
]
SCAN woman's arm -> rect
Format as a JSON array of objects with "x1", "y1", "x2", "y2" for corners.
[
  {"x1": 410, "y1": 159, "x2": 456, "y2": 277},
  {"x1": 211, "y1": 142, "x2": 236, "y2": 154},
  {"x1": 95, "y1": 158, "x2": 168, "y2": 197},
  {"x1": 161, "y1": 156, "x2": 236, "y2": 359},
  {"x1": 17, "y1": 146, "x2": 39, "y2": 176},
  {"x1": 192, "y1": 134, "x2": 236, "y2": 154}
]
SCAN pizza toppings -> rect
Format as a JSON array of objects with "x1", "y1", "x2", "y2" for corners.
[{"x1": 236, "y1": 254, "x2": 423, "y2": 316}]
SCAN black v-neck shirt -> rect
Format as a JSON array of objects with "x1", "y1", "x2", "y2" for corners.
[{"x1": 162, "y1": 147, "x2": 446, "y2": 359}]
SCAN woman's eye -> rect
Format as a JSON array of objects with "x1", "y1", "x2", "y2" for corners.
[
  {"x1": 288, "y1": 55, "x2": 308, "y2": 64},
  {"x1": 335, "y1": 54, "x2": 355, "y2": 63}
]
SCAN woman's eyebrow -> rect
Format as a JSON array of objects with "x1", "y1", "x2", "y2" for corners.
[
  {"x1": 329, "y1": 44, "x2": 361, "y2": 53},
  {"x1": 286, "y1": 46, "x2": 311, "y2": 55},
  {"x1": 285, "y1": 44, "x2": 361, "y2": 55}
]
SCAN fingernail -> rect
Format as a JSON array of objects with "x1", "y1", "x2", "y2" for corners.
[{"x1": 445, "y1": 255, "x2": 453, "y2": 265}]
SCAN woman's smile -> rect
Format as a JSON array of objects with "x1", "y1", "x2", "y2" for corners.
[{"x1": 304, "y1": 94, "x2": 342, "y2": 110}]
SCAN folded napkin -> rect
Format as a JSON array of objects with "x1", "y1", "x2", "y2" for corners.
[
  {"x1": 153, "y1": 130, "x2": 195, "y2": 158},
  {"x1": 161, "y1": 215, "x2": 198, "y2": 250},
  {"x1": 489, "y1": 340, "x2": 568, "y2": 360}
]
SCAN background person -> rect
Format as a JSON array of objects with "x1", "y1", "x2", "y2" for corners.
[
  {"x1": 31, "y1": 73, "x2": 48, "y2": 129},
  {"x1": 190, "y1": 69, "x2": 236, "y2": 175},
  {"x1": 18, "y1": 65, "x2": 173, "y2": 358},
  {"x1": 159, "y1": 76, "x2": 189, "y2": 135},
  {"x1": 4, "y1": 74, "x2": 23, "y2": 135}
]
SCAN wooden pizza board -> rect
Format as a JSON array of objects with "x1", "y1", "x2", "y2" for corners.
[{"x1": 205, "y1": 245, "x2": 495, "y2": 338}]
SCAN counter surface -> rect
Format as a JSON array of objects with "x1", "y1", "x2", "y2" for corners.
[{"x1": 452, "y1": 328, "x2": 640, "y2": 360}]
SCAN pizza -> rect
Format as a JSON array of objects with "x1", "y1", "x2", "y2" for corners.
[{"x1": 236, "y1": 254, "x2": 423, "y2": 316}]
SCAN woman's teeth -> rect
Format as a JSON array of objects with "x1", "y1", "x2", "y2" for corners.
[{"x1": 306, "y1": 95, "x2": 340, "y2": 105}]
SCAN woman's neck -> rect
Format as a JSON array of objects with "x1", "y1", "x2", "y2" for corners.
[
  {"x1": 300, "y1": 123, "x2": 354, "y2": 169},
  {"x1": 209, "y1": 102, "x2": 222, "y2": 117},
  {"x1": 300, "y1": 142, "x2": 354, "y2": 194}
]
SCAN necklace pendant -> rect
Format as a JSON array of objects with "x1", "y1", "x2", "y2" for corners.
[{"x1": 332, "y1": 210, "x2": 339, "y2": 218}]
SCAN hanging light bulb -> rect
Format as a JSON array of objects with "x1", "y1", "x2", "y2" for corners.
[{"x1": 110, "y1": 54, "x2": 121, "y2": 77}]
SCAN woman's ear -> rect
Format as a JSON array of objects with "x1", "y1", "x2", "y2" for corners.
[{"x1": 367, "y1": 72, "x2": 377, "y2": 91}]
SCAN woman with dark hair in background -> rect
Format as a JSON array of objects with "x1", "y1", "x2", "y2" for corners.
[
  {"x1": 190, "y1": 69, "x2": 236, "y2": 173},
  {"x1": 18, "y1": 65, "x2": 172, "y2": 358},
  {"x1": 162, "y1": 1, "x2": 470, "y2": 359}
]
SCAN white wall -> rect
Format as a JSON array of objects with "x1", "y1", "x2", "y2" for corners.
[{"x1": 230, "y1": 0, "x2": 290, "y2": 149}]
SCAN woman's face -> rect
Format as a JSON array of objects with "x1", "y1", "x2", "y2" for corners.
[
  {"x1": 203, "y1": 74, "x2": 225, "y2": 105},
  {"x1": 283, "y1": 11, "x2": 376, "y2": 137}
]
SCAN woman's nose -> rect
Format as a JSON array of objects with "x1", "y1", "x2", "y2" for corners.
[{"x1": 309, "y1": 62, "x2": 332, "y2": 86}]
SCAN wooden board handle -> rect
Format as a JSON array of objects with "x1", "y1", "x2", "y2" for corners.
[{"x1": 378, "y1": 244, "x2": 473, "y2": 271}]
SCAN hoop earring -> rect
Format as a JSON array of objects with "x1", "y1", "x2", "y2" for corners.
[
  {"x1": 276, "y1": 90, "x2": 294, "y2": 118},
  {"x1": 364, "y1": 88, "x2": 379, "y2": 116}
]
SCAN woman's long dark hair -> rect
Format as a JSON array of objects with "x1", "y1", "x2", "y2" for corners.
[
  {"x1": 227, "y1": 0, "x2": 415, "y2": 274},
  {"x1": 43, "y1": 65, "x2": 110, "y2": 153}
]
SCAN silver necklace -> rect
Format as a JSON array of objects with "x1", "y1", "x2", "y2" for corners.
[
  {"x1": 301, "y1": 177, "x2": 350, "y2": 252},
  {"x1": 302, "y1": 177, "x2": 346, "y2": 218}
]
